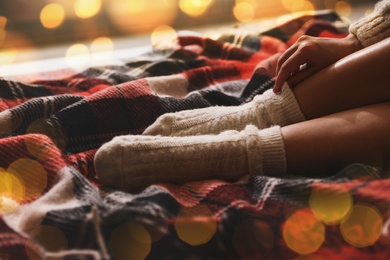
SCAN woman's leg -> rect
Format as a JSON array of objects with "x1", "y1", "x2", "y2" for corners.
[
  {"x1": 283, "y1": 102, "x2": 390, "y2": 176},
  {"x1": 294, "y1": 37, "x2": 390, "y2": 120},
  {"x1": 144, "y1": 38, "x2": 390, "y2": 137},
  {"x1": 95, "y1": 102, "x2": 390, "y2": 191}
]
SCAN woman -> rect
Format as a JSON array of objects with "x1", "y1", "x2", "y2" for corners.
[{"x1": 94, "y1": 0, "x2": 390, "y2": 192}]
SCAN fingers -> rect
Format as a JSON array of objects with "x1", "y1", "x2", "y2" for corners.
[
  {"x1": 274, "y1": 35, "x2": 318, "y2": 93},
  {"x1": 287, "y1": 66, "x2": 316, "y2": 87},
  {"x1": 274, "y1": 51, "x2": 308, "y2": 93},
  {"x1": 276, "y1": 45, "x2": 297, "y2": 74}
]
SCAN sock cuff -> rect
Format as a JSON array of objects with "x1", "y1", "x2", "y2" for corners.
[
  {"x1": 265, "y1": 83, "x2": 306, "y2": 126},
  {"x1": 261, "y1": 125, "x2": 286, "y2": 176},
  {"x1": 245, "y1": 125, "x2": 286, "y2": 176}
]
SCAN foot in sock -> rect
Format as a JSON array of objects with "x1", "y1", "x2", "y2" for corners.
[
  {"x1": 94, "y1": 125, "x2": 286, "y2": 192},
  {"x1": 143, "y1": 83, "x2": 305, "y2": 136}
]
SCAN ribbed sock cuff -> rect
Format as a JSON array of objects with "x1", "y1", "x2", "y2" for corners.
[
  {"x1": 265, "y1": 83, "x2": 306, "y2": 127},
  {"x1": 245, "y1": 124, "x2": 286, "y2": 176},
  {"x1": 260, "y1": 125, "x2": 286, "y2": 176}
]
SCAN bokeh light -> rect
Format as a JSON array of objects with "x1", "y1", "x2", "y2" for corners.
[
  {"x1": 179, "y1": 0, "x2": 215, "y2": 17},
  {"x1": 151, "y1": 25, "x2": 177, "y2": 49},
  {"x1": 0, "y1": 167, "x2": 24, "y2": 215},
  {"x1": 0, "y1": 16, "x2": 6, "y2": 44},
  {"x1": 309, "y1": 187, "x2": 352, "y2": 225},
  {"x1": 283, "y1": 209, "x2": 325, "y2": 255},
  {"x1": 74, "y1": 0, "x2": 102, "y2": 19},
  {"x1": 29, "y1": 225, "x2": 68, "y2": 252},
  {"x1": 8, "y1": 159, "x2": 48, "y2": 201},
  {"x1": 106, "y1": 0, "x2": 178, "y2": 33},
  {"x1": 91, "y1": 37, "x2": 114, "y2": 54},
  {"x1": 175, "y1": 205, "x2": 217, "y2": 246},
  {"x1": 65, "y1": 43, "x2": 91, "y2": 70},
  {"x1": 0, "y1": 168, "x2": 24, "y2": 204},
  {"x1": 233, "y1": 1, "x2": 256, "y2": 22},
  {"x1": 281, "y1": 0, "x2": 314, "y2": 13},
  {"x1": 109, "y1": 222, "x2": 152, "y2": 260},
  {"x1": 335, "y1": 1, "x2": 352, "y2": 17},
  {"x1": 340, "y1": 204, "x2": 383, "y2": 247},
  {"x1": 90, "y1": 36, "x2": 115, "y2": 61},
  {"x1": 0, "y1": 196, "x2": 19, "y2": 215},
  {"x1": 40, "y1": 3, "x2": 66, "y2": 29},
  {"x1": 0, "y1": 49, "x2": 17, "y2": 66}
]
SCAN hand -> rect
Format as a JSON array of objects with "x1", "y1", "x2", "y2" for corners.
[{"x1": 273, "y1": 34, "x2": 363, "y2": 93}]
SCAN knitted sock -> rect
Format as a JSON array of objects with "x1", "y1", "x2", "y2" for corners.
[
  {"x1": 143, "y1": 83, "x2": 305, "y2": 136},
  {"x1": 94, "y1": 125, "x2": 286, "y2": 192}
]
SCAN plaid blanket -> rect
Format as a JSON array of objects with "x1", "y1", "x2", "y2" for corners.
[{"x1": 1, "y1": 11, "x2": 390, "y2": 259}]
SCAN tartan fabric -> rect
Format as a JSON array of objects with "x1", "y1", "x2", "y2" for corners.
[{"x1": 1, "y1": 11, "x2": 390, "y2": 259}]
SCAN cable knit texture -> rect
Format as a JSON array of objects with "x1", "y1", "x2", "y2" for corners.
[
  {"x1": 349, "y1": 0, "x2": 390, "y2": 47},
  {"x1": 143, "y1": 83, "x2": 305, "y2": 136},
  {"x1": 95, "y1": 125, "x2": 286, "y2": 192}
]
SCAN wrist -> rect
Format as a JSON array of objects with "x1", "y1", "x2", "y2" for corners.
[{"x1": 345, "y1": 33, "x2": 364, "y2": 54}]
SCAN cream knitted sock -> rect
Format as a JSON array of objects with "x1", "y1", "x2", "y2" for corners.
[
  {"x1": 143, "y1": 83, "x2": 305, "y2": 136},
  {"x1": 94, "y1": 125, "x2": 286, "y2": 192}
]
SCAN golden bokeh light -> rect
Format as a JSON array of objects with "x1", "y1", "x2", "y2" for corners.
[
  {"x1": 0, "y1": 16, "x2": 6, "y2": 45},
  {"x1": 309, "y1": 187, "x2": 352, "y2": 225},
  {"x1": 151, "y1": 25, "x2": 177, "y2": 49},
  {"x1": 109, "y1": 222, "x2": 152, "y2": 260},
  {"x1": 0, "y1": 16, "x2": 6, "y2": 29},
  {"x1": 0, "y1": 49, "x2": 17, "y2": 66},
  {"x1": 29, "y1": 225, "x2": 68, "y2": 252},
  {"x1": 40, "y1": 3, "x2": 65, "y2": 29},
  {"x1": 281, "y1": 0, "x2": 296, "y2": 11},
  {"x1": 90, "y1": 36, "x2": 114, "y2": 61},
  {"x1": 0, "y1": 167, "x2": 23, "y2": 215},
  {"x1": 74, "y1": 0, "x2": 102, "y2": 19},
  {"x1": 8, "y1": 159, "x2": 48, "y2": 201},
  {"x1": 91, "y1": 37, "x2": 114, "y2": 54},
  {"x1": 283, "y1": 209, "x2": 325, "y2": 255},
  {"x1": 233, "y1": 2, "x2": 255, "y2": 22},
  {"x1": 179, "y1": 0, "x2": 214, "y2": 17},
  {"x1": 340, "y1": 204, "x2": 383, "y2": 248},
  {"x1": 0, "y1": 168, "x2": 25, "y2": 205},
  {"x1": 106, "y1": 0, "x2": 178, "y2": 33},
  {"x1": 175, "y1": 205, "x2": 217, "y2": 246},
  {"x1": 335, "y1": 1, "x2": 352, "y2": 17},
  {"x1": 281, "y1": 0, "x2": 314, "y2": 13},
  {"x1": 298, "y1": 1, "x2": 314, "y2": 12},
  {"x1": 65, "y1": 43, "x2": 91, "y2": 70},
  {"x1": 0, "y1": 196, "x2": 20, "y2": 215}
]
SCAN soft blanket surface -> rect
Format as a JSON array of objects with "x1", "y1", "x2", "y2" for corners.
[{"x1": 1, "y1": 11, "x2": 390, "y2": 259}]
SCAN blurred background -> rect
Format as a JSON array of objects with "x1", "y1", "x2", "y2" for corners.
[{"x1": 0, "y1": 0, "x2": 377, "y2": 75}]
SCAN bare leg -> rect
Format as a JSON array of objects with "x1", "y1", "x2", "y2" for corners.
[
  {"x1": 282, "y1": 102, "x2": 390, "y2": 176},
  {"x1": 293, "y1": 37, "x2": 390, "y2": 119}
]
